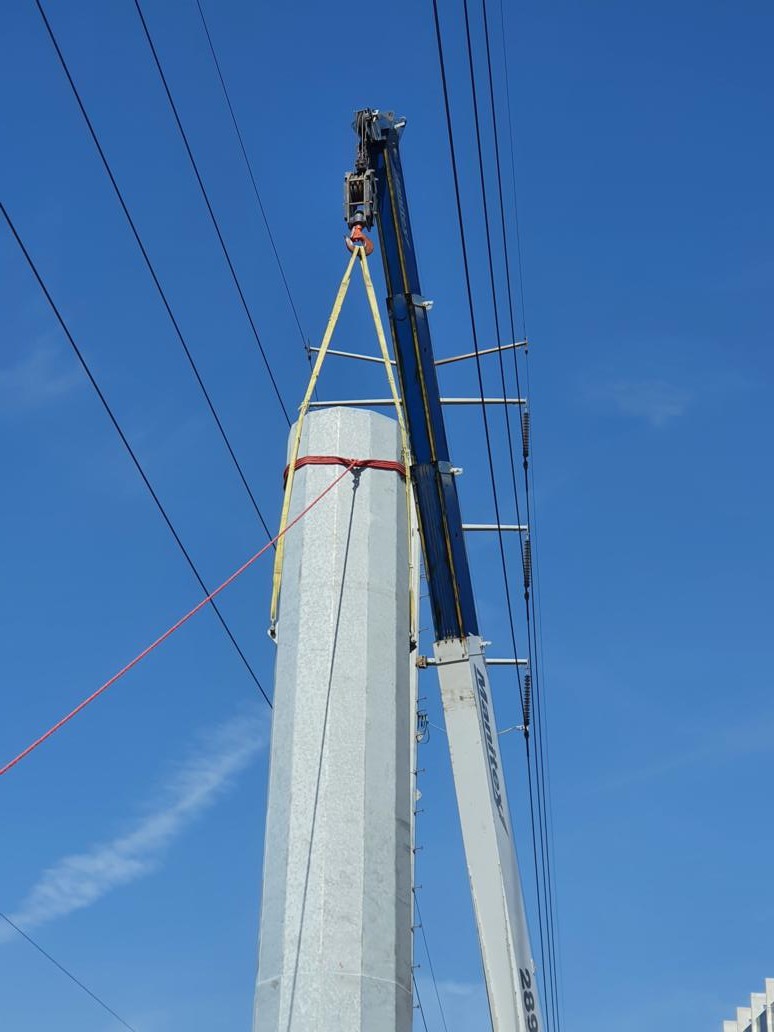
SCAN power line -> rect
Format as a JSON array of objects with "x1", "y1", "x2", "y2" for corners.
[
  {"x1": 468, "y1": 0, "x2": 560, "y2": 1023},
  {"x1": 457, "y1": 0, "x2": 533, "y2": 727},
  {"x1": 526, "y1": 535, "x2": 560, "y2": 1031},
  {"x1": 428, "y1": 0, "x2": 525, "y2": 725},
  {"x1": 0, "y1": 911, "x2": 137, "y2": 1031},
  {"x1": 431, "y1": 1, "x2": 560, "y2": 1026},
  {"x1": 472, "y1": 2, "x2": 560, "y2": 1027},
  {"x1": 131, "y1": 0, "x2": 291, "y2": 425},
  {"x1": 0, "y1": 458, "x2": 357, "y2": 778},
  {"x1": 497, "y1": 0, "x2": 529, "y2": 339},
  {"x1": 458, "y1": 6, "x2": 553, "y2": 1023},
  {"x1": 412, "y1": 970, "x2": 430, "y2": 1032},
  {"x1": 481, "y1": 2, "x2": 563, "y2": 1022},
  {"x1": 480, "y1": 0, "x2": 526, "y2": 361},
  {"x1": 0, "y1": 199, "x2": 271, "y2": 708},
  {"x1": 193, "y1": 0, "x2": 307, "y2": 351},
  {"x1": 522, "y1": 396, "x2": 565, "y2": 1022},
  {"x1": 33, "y1": 0, "x2": 275, "y2": 544},
  {"x1": 413, "y1": 892, "x2": 450, "y2": 1032}
]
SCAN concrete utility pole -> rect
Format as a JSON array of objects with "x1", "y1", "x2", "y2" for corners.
[{"x1": 254, "y1": 407, "x2": 413, "y2": 1032}]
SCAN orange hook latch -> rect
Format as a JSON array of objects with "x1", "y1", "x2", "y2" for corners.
[{"x1": 345, "y1": 224, "x2": 374, "y2": 256}]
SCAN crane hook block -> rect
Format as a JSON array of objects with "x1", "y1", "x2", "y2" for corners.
[{"x1": 345, "y1": 225, "x2": 374, "y2": 256}]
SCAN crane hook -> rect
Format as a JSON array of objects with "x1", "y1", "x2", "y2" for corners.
[{"x1": 345, "y1": 223, "x2": 374, "y2": 256}]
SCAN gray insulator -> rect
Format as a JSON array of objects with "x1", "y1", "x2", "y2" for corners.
[
  {"x1": 521, "y1": 410, "x2": 530, "y2": 460},
  {"x1": 523, "y1": 537, "x2": 532, "y2": 590},
  {"x1": 523, "y1": 673, "x2": 532, "y2": 731}
]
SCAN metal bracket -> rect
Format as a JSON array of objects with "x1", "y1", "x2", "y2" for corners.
[
  {"x1": 308, "y1": 346, "x2": 396, "y2": 366},
  {"x1": 307, "y1": 398, "x2": 525, "y2": 408},
  {"x1": 463, "y1": 523, "x2": 528, "y2": 533},
  {"x1": 420, "y1": 656, "x2": 527, "y2": 667},
  {"x1": 435, "y1": 339, "x2": 529, "y2": 367}
]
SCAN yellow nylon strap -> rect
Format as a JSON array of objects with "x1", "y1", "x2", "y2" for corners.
[
  {"x1": 269, "y1": 247, "x2": 358, "y2": 632},
  {"x1": 356, "y1": 248, "x2": 418, "y2": 644},
  {"x1": 269, "y1": 244, "x2": 417, "y2": 645}
]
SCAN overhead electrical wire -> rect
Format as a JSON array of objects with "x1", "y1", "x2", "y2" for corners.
[
  {"x1": 524, "y1": 468, "x2": 565, "y2": 1021},
  {"x1": 0, "y1": 911, "x2": 137, "y2": 1031},
  {"x1": 0, "y1": 200, "x2": 270, "y2": 709},
  {"x1": 131, "y1": 0, "x2": 291, "y2": 425},
  {"x1": 473, "y1": 3, "x2": 560, "y2": 1028},
  {"x1": 32, "y1": 0, "x2": 275, "y2": 544},
  {"x1": 480, "y1": 2, "x2": 526, "y2": 363},
  {"x1": 193, "y1": 0, "x2": 308, "y2": 352},
  {"x1": 472, "y1": 2, "x2": 561, "y2": 1025},
  {"x1": 523, "y1": 429, "x2": 562, "y2": 1030},
  {"x1": 412, "y1": 971, "x2": 431, "y2": 1032},
  {"x1": 485, "y1": 1, "x2": 564, "y2": 1022},
  {"x1": 455, "y1": 7, "x2": 553, "y2": 1019},
  {"x1": 428, "y1": 0, "x2": 525, "y2": 724},
  {"x1": 458, "y1": 0, "x2": 531, "y2": 695},
  {"x1": 0, "y1": 453, "x2": 357, "y2": 778},
  {"x1": 498, "y1": 0, "x2": 529, "y2": 339},
  {"x1": 430, "y1": 0, "x2": 562, "y2": 1025},
  {"x1": 413, "y1": 892, "x2": 450, "y2": 1032},
  {"x1": 430, "y1": 0, "x2": 551, "y2": 999}
]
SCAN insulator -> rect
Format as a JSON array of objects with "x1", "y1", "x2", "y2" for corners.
[
  {"x1": 521, "y1": 409, "x2": 530, "y2": 460},
  {"x1": 523, "y1": 673, "x2": 532, "y2": 731},
  {"x1": 523, "y1": 537, "x2": 532, "y2": 590}
]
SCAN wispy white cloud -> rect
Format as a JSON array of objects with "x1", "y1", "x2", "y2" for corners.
[
  {"x1": 591, "y1": 378, "x2": 691, "y2": 427},
  {"x1": 415, "y1": 978, "x2": 489, "y2": 1031},
  {"x1": 437, "y1": 978, "x2": 484, "y2": 998},
  {"x1": 0, "y1": 344, "x2": 81, "y2": 414},
  {"x1": 1, "y1": 710, "x2": 265, "y2": 940},
  {"x1": 582, "y1": 711, "x2": 774, "y2": 796}
]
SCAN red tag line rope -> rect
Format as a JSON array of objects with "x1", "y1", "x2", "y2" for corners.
[
  {"x1": 0, "y1": 460, "x2": 362, "y2": 779},
  {"x1": 283, "y1": 454, "x2": 406, "y2": 486}
]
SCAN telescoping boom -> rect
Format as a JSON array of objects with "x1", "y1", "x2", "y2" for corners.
[{"x1": 345, "y1": 109, "x2": 543, "y2": 1032}]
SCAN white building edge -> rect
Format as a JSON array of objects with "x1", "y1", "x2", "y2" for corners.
[{"x1": 723, "y1": 978, "x2": 774, "y2": 1032}]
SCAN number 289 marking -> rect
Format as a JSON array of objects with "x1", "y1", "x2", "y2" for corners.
[{"x1": 519, "y1": 969, "x2": 540, "y2": 1031}]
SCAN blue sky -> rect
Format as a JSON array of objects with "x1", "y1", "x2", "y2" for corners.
[{"x1": 1, "y1": 1, "x2": 772, "y2": 1030}]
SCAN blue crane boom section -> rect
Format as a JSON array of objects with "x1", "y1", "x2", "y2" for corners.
[{"x1": 345, "y1": 109, "x2": 478, "y2": 641}]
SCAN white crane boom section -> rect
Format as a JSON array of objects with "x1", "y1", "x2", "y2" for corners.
[{"x1": 435, "y1": 636, "x2": 542, "y2": 1032}]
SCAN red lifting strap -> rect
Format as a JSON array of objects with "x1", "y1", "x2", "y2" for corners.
[{"x1": 283, "y1": 454, "x2": 406, "y2": 486}]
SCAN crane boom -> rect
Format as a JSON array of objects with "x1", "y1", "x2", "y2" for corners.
[
  {"x1": 345, "y1": 109, "x2": 544, "y2": 1032},
  {"x1": 345, "y1": 109, "x2": 476, "y2": 642}
]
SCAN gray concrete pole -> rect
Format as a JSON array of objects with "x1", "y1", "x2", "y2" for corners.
[{"x1": 254, "y1": 407, "x2": 413, "y2": 1032}]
